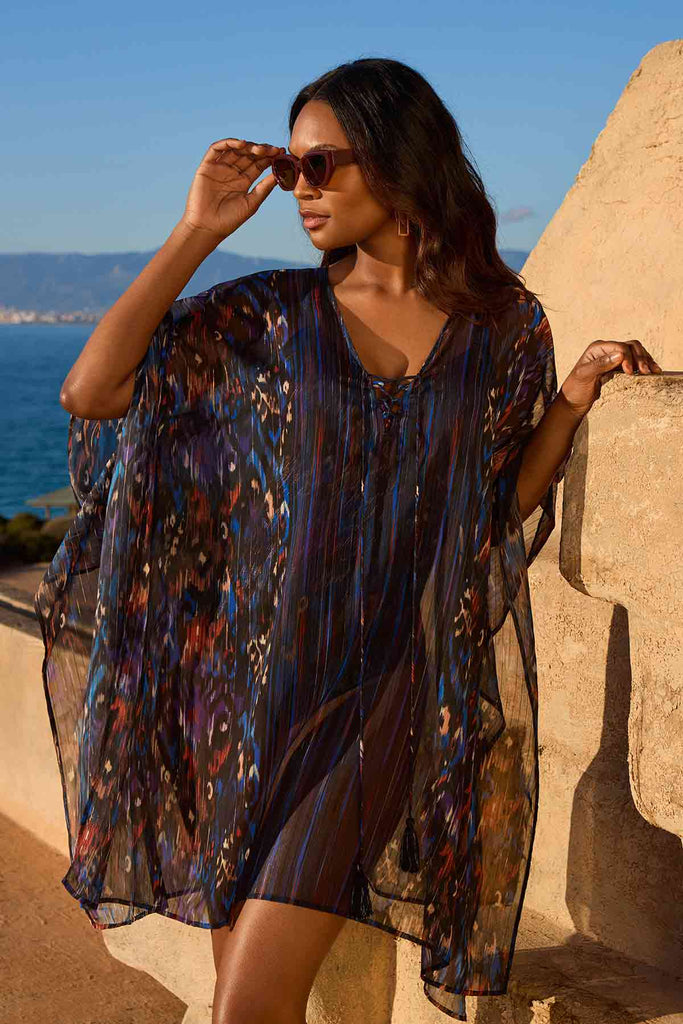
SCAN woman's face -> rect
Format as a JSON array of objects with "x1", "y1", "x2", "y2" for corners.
[{"x1": 288, "y1": 100, "x2": 394, "y2": 251}]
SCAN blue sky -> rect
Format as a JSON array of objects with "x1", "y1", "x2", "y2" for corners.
[{"x1": 2, "y1": 1, "x2": 679, "y2": 266}]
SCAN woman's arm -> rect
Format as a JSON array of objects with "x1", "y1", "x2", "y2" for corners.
[
  {"x1": 517, "y1": 333, "x2": 663, "y2": 523},
  {"x1": 61, "y1": 137, "x2": 284, "y2": 420},
  {"x1": 516, "y1": 389, "x2": 582, "y2": 523},
  {"x1": 60, "y1": 218, "x2": 223, "y2": 420}
]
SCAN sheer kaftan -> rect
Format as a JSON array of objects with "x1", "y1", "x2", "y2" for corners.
[{"x1": 34, "y1": 265, "x2": 571, "y2": 1020}]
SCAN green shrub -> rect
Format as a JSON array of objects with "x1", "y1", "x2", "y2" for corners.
[
  {"x1": 0, "y1": 513, "x2": 64, "y2": 568},
  {"x1": 5, "y1": 512, "x2": 43, "y2": 536}
]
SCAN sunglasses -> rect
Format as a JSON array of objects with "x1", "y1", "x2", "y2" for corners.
[{"x1": 272, "y1": 148, "x2": 356, "y2": 191}]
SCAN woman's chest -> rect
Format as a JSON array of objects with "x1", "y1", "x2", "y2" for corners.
[{"x1": 330, "y1": 286, "x2": 452, "y2": 381}]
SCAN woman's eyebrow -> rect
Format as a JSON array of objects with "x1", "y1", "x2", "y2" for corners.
[{"x1": 288, "y1": 143, "x2": 340, "y2": 156}]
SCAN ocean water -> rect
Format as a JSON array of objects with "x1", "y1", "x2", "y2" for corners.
[{"x1": 0, "y1": 323, "x2": 93, "y2": 520}]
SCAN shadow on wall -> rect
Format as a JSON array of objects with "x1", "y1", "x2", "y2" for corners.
[
  {"x1": 559, "y1": 408, "x2": 683, "y2": 980},
  {"x1": 566, "y1": 598, "x2": 683, "y2": 972}
]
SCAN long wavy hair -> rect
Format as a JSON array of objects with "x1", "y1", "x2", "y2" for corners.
[{"x1": 288, "y1": 57, "x2": 537, "y2": 327}]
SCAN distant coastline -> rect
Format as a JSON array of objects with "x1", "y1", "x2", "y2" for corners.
[
  {"x1": 0, "y1": 306, "x2": 99, "y2": 324},
  {"x1": 0, "y1": 247, "x2": 530, "y2": 321}
]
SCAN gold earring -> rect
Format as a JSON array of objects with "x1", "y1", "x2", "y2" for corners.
[{"x1": 396, "y1": 211, "x2": 410, "y2": 236}]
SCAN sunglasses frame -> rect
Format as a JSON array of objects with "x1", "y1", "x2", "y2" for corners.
[{"x1": 272, "y1": 148, "x2": 356, "y2": 191}]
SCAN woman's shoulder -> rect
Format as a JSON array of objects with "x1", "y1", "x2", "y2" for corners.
[
  {"x1": 162, "y1": 267, "x2": 318, "y2": 344},
  {"x1": 486, "y1": 285, "x2": 547, "y2": 377},
  {"x1": 504, "y1": 283, "x2": 542, "y2": 322},
  {"x1": 494, "y1": 285, "x2": 546, "y2": 341},
  {"x1": 164, "y1": 266, "x2": 312, "y2": 323},
  {"x1": 178, "y1": 266, "x2": 316, "y2": 313}
]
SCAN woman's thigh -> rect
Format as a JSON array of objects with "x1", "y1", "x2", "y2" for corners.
[{"x1": 211, "y1": 898, "x2": 347, "y2": 1024}]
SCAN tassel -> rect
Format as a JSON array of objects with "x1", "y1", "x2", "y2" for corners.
[
  {"x1": 400, "y1": 813, "x2": 420, "y2": 872},
  {"x1": 350, "y1": 861, "x2": 373, "y2": 920}
]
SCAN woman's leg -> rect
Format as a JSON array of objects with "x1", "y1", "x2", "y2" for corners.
[
  {"x1": 211, "y1": 899, "x2": 244, "y2": 974},
  {"x1": 211, "y1": 898, "x2": 347, "y2": 1024}
]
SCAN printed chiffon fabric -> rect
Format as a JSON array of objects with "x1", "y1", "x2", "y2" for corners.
[{"x1": 35, "y1": 265, "x2": 571, "y2": 1020}]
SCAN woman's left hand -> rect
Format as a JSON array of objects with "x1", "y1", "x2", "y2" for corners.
[{"x1": 560, "y1": 338, "x2": 663, "y2": 419}]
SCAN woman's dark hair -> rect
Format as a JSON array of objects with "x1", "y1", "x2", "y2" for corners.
[{"x1": 288, "y1": 57, "x2": 537, "y2": 327}]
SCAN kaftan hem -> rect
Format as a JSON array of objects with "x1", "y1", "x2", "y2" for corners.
[{"x1": 58, "y1": 877, "x2": 500, "y2": 1019}]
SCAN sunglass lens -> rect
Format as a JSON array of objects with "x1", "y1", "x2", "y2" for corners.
[
  {"x1": 302, "y1": 153, "x2": 328, "y2": 186},
  {"x1": 272, "y1": 157, "x2": 297, "y2": 190}
]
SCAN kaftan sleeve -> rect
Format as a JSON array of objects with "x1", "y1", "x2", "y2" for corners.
[
  {"x1": 490, "y1": 296, "x2": 572, "y2": 568},
  {"x1": 34, "y1": 298, "x2": 183, "y2": 702},
  {"x1": 487, "y1": 296, "x2": 572, "y2": 640},
  {"x1": 471, "y1": 297, "x2": 571, "y2": 983},
  {"x1": 34, "y1": 274, "x2": 266, "y2": 899},
  {"x1": 68, "y1": 270, "x2": 269, "y2": 514},
  {"x1": 67, "y1": 302, "x2": 179, "y2": 507}
]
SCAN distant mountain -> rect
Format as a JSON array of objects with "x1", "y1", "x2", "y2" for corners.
[
  {"x1": 0, "y1": 247, "x2": 530, "y2": 315},
  {"x1": 0, "y1": 249, "x2": 312, "y2": 316}
]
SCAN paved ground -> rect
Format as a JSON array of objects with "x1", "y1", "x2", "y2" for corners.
[
  {"x1": 0, "y1": 560, "x2": 52, "y2": 597},
  {"x1": 0, "y1": 811, "x2": 188, "y2": 1024}
]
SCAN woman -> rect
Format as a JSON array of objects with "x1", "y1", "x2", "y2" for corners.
[{"x1": 35, "y1": 57, "x2": 660, "y2": 1024}]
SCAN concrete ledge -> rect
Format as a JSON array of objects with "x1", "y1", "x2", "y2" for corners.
[{"x1": 557, "y1": 370, "x2": 683, "y2": 846}]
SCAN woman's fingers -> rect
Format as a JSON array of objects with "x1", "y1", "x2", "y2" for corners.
[
  {"x1": 624, "y1": 340, "x2": 662, "y2": 374},
  {"x1": 210, "y1": 139, "x2": 282, "y2": 155},
  {"x1": 600, "y1": 340, "x2": 662, "y2": 374},
  {"x1": 207, "y1": 139, "x2": 283, "y2": 173}
]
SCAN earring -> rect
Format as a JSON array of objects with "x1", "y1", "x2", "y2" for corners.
[{"x1": 396, "y1": 211, "x2": 410, "y2": 236}]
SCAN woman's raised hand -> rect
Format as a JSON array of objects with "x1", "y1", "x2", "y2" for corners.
[{"x1": 181, "y1": 138, "x2": 286, "y2": 240}]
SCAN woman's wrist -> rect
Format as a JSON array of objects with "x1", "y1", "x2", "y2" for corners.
[
  {"x1": 558, "y1": 382, "x2": 592, "y2": 422},
  {"x1": 173, "y1": 217, "x2": 227, "y2": 252}
]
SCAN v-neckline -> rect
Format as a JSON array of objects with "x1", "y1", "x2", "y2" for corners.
[{"x1": 320, "y1": 264, "x2": 453, "y2": 385}]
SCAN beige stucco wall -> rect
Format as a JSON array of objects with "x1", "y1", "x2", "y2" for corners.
[
  {"x1": 520, "y1": 39, "x2": 683, "y2": 390},
  {"x1": 518, "y1": 35, "x2": 683, "y2": 856},
  {"x1": 0, "y1": 607, "x2": 71, "y2": 858},
  {"x1": 507, "y1": 37, "x2": 683, "y2": 998}
]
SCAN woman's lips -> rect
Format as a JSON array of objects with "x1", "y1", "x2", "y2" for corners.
[{"x1": 302, "y1": 215, "x2": 329, "y2": 230}]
